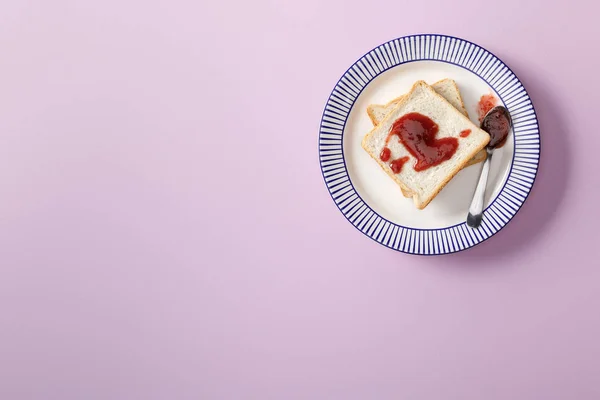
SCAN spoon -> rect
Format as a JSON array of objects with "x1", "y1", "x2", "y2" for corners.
[{"x1": 466, "y1": 106, "x2": 512, "y2": 228}]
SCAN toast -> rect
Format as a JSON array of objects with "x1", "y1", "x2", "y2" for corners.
[
  {"x1": 367, "y1": 79, "x2": 487, "y2": 169},
  {"x1": 367, "y1": 79, "x2": 466, "y2": 125},
  {"x1": 361, "y1": 81, "x2": 490, "y2": 210}
]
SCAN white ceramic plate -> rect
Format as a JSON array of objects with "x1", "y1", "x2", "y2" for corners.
[{"x1": 319, "y1": 35, "x2": 540, "y2": 255}]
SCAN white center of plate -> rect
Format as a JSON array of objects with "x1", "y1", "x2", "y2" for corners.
[{"x1": 344, "y1": 61, "x2": 513, "y2": 229}]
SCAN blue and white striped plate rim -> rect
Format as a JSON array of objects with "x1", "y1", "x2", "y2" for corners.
[{"x1": 318, "y1": 34, "x2": 540, "y2": 255}]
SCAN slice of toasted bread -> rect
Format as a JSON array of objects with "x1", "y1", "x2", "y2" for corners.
[
  {"x1": 362, "y1": 81, "x2": 490, "y2": 210},
  {"x1": 367, "y1": 79, "x2": 486, "y2": 169},
  {"x1": 367, "y1": 79, "x2": 486, "y2": 198}
]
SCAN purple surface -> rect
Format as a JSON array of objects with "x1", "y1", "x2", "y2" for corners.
[{"x1": 1, "y1": 1, "x2": 599, "y2": 399}]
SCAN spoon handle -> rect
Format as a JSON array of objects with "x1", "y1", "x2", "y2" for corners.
[{"x1": 467, "y1": 149, "x2": 493, "y2": 228}]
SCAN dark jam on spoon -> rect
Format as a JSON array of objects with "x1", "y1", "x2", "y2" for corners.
[
  {"x1": 481, "y1": 108, "x2": 510, "y2": 148},
  {"x1": 379, "y1": 112, "x2": 458, "y2": 172}
]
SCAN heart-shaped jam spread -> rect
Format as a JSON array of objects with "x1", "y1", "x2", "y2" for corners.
[{"x1": 379, "y1": 113, "x2": 459, "y2": 172}]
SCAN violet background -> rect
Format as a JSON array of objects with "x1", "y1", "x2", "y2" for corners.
[{"x1": 1, "y1": 1, "x2": 599, "y2": 399}]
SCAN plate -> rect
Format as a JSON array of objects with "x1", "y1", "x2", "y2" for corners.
[{"x1": 319, "y1": 34, "x2": 540, "y2": 255}]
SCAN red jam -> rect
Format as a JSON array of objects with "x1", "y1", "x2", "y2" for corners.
[
  {"x1": 390, "y1": 156, "x2": 409, "y2": 174},
  {"x1": 459, "y1": 129, "x2": 471, "y2": 138},
  {"x1": 380, "y1": 112, "x2": 458, "y2": 172},
  {"x1": 380, "y1": 147, "x2": 391, "y2": 162},
  {"x1": 477, "y1": 94, "x2": 497, "y2": 123}
]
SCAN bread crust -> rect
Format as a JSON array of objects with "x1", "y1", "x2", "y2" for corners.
[
  {"x1": 444, "y1": 78, "x2": 468, "y2": 117},
  {"x1": 361, "y1": 81, "x2": 490, "y2": 209}
]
